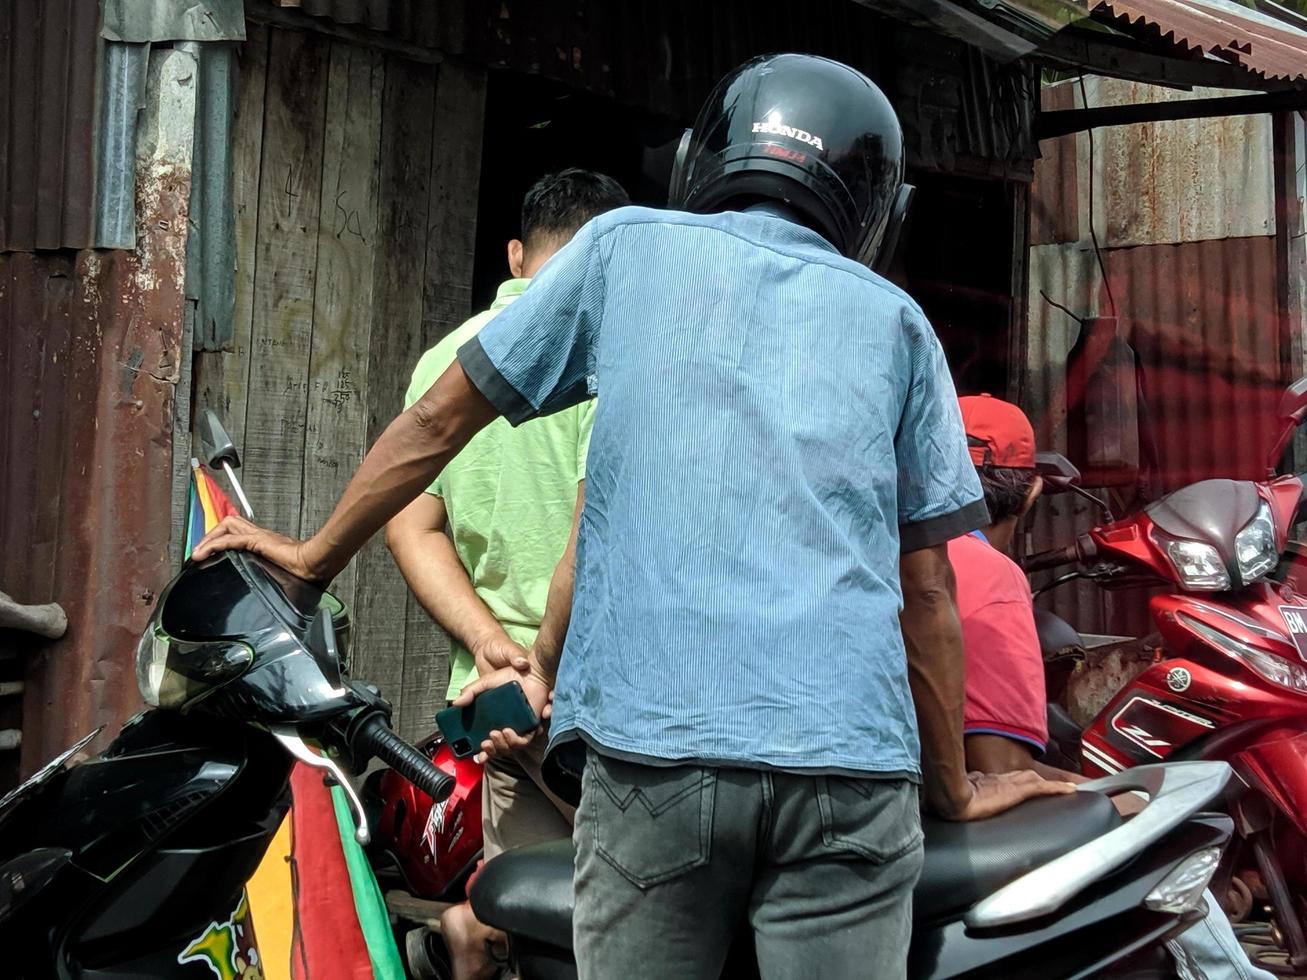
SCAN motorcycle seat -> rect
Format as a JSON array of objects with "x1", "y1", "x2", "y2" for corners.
[
  {"x1": 470, "y1": 791, "x2": 1120, "y2": 949},
  {"x1": 914, "y1": 791, "x2": 1120, "y2": 922}
]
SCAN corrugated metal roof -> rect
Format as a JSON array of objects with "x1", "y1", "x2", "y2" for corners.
[
  {"x1": 1093, "y1": 0, "x2": 1307, "y2": 84},
  {"x1": 0, "y1": 0, "x2": 101, "y2": 251}
]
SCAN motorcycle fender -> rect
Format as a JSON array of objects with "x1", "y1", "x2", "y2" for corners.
[{"x1": 1232, "y1": 732, "x2": 1307, "y2": 838}]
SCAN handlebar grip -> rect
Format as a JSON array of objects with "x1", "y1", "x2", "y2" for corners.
[
  {"x1": 1024, "y1": 544, "x2": 1079, "y2": 573},
  {"x1": 351, "y1": 713, "x2": 454, "y2": 803}
]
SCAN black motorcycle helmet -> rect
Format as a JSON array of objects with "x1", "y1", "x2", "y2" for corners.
[{"x1": 668, "y1": 53, "x2": 912, "y2": 269}]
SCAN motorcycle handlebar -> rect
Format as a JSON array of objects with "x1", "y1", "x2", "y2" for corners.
[
  {"x1": 1023, "y1": 543, "x2": 1081, "y2": 573},
  {"x1": 351, "y1": 713, "x2": 454, "y2": 803}
]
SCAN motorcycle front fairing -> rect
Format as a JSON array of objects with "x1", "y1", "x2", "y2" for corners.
[{"x1": 0, "y1": 711, "x2": 289, "y2": 978}]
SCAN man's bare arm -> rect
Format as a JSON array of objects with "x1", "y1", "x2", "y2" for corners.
[
  {"x1": 900, "y1": 546, "x2": 972, "y2": 817},
  {"x1": 192, "y1": 362, "x2": 499, "y2": 579},
  {"x1": 900, "y1": 545, "x2": 1075, "y2": 821},
  {"x1": 385, "y1": 493, "x2": 527, "y2": 673}
]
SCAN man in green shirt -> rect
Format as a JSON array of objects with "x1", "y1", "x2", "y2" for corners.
[{"x1": 385, "y1": 168, "x2": 628, "y2": 979}]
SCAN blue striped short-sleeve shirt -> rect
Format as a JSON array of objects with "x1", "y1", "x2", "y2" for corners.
[{"x1": 458, "y1": 206, "x2": 986, "y2": 778}]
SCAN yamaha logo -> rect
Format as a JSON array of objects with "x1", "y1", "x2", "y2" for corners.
[
  {"x1": 1166, "y1": 667, "x2": 1192, "y2": 692},
  {"x1": 752, "y1": 112, "x2": 825, "y2": 151}
]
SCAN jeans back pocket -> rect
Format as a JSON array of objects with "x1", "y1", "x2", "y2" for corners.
[
  {"x1": 588, "y1": 754, "x2": 717, "y2": 889},
  {"x1": 815, "y1": 777, "x2": 923, "y2": 863}
]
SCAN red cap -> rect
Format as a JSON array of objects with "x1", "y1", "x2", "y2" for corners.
[{"x1": 959, "y1": 394, "x2": 1036, "y2": 469}]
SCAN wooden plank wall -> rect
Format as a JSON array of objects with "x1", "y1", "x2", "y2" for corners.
[{"x1": 191, "y1": 23, "x2": 486, "y2": 739}]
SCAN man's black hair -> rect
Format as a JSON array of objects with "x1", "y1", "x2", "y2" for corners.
[
  {"x1": 976, "y1": 464, "x2": 1039, "y2": 524},
  {"x1": 521, "y1": 169, "x2": 629, "y2": 248}
]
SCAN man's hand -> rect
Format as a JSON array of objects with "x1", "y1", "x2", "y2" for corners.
[
  {"x1": 191, "y1": 516, "x2": 329, "y2": 582},
  {"x1": 454, "y1": 664, "x2": 552, "y2": 764},
  {"x1": 939, "y1": 769, "x2": 1077, "y2": 822},
  {"x1": 473, "y1": 635, "x2": 533, "y2": 675}
]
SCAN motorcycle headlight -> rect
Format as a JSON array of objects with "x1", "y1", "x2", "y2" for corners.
[
  {"x1": 1177, "y1": 613, "x2": 1307, "y2": 694},
  {"x1": 1234, "y1": 501, "x2": 1278, "y2": 585},
  {"x1": 135, "y1": 626, "x2": 254, "y2": 709},
  {"x1": 1165, "y1": 540, "x2": 1230, "y2": 591}
]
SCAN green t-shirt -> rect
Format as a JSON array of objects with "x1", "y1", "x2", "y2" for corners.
[{"x1": 403, "y1": 278, "x2": 593, "y2": 700}]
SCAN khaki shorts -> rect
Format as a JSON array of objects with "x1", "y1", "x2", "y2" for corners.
[{"x1": 482, "y1": 736, "x2": 575, "y2": 861}]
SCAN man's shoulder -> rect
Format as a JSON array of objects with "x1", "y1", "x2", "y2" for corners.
[
  {"x1": 407, "y1": 310, "x2": 498, "y2": 404},
  {"x1": 948, "y1": 535, "x2": 1030, "y2": 599}
]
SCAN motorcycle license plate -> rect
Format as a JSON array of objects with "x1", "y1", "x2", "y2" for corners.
[{"x1": 1278, "y1": 605, "x2": 1307, "y2": 658}]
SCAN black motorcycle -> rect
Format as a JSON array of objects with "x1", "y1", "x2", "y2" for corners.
[
  {"x1": 469, "y1": 743, "x2": 1238, "y2": 979},
  {"x1": 0, "y1": 413, "x2": 453, "y2": 978}
]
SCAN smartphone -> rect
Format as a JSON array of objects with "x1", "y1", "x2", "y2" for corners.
[{"x1": 436, "y1": 681, "x2": 540, "y2": 758}]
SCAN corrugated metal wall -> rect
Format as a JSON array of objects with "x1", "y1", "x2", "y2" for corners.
[
  {"x1": 1025, "y1": 76, "x2": 1291, "y2": 637},
  {"x1": 0, "y1": 48, "x2": 196, "y2": 773},
  {"x1": 0, "y1": 0, "x2": 101, "y2": 250}
]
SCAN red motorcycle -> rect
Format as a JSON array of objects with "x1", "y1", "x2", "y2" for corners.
[
  {"x1": 365, "y1": 733, "x2": 484, "y2": 978},
  {"x1": 1027, "y1": 376, "x2": 1307, "y2": 974}
]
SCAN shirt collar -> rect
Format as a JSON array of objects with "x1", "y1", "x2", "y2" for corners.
[{"x1": 491, "y1": 277, "x2": 530, "y2": 310}]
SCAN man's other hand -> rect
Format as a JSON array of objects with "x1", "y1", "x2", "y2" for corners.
[
  {"x1": 453, "y1": 665, "x2": 552, "y2": 764},
  {"x1": 191, "y1": 516, "x2": 328, "y2": 582},
  {"x1": 942, "y1": 770, "x2": 1077, "y2": 822},
  {"x1": 475, "y1": 636, "x2": 533, "y2": 674}
]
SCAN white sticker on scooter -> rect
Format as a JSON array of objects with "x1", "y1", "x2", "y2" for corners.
[{"x1": 422, "y1": 797, "x2": 451, "y2": 855}]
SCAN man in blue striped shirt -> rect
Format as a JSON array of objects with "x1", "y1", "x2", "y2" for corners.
[{"x1": 197, "y1": 54, "x2": 1071, "y2": 979}]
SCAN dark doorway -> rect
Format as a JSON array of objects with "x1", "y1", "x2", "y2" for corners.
[
  {"x1": 898, "y1": 172, "x2": 1017, "y2": 398},
  {"x1": 471, "y1": 69, "x2": 682, "y2": 310}
]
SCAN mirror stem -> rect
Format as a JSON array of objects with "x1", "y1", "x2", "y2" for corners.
[
  {"x1": 221, "y1": 461, "x2": 255, "y2": 520},
  {"x1": 1069, "y1": 484, "x2": 1114, "y2": 523}
]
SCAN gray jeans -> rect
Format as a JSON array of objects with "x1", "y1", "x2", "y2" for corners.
[{"x1": 572, "y1": 749, "x2": 923, "y2": 980}]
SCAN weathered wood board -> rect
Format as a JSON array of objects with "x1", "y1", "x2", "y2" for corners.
[{"x1": 185, "y1": 27, "x2": 486, "y2": 736}]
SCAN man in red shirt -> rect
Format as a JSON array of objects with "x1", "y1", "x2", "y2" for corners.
[
  {"x1": 948, "y1": 394, "x2": 1052, "y2": 774},
  {"x1": 951, "y1": 394, "x2": 1272, "y2": 980}
]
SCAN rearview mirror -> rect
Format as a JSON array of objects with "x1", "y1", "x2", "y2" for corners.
[
  {"x1": 1279, "y1": 376, "x2": 1307, "y2": 424},
  {"x1": 198, "y1": 409, "x2": 240, "y2": 471},
  {"x1": 1265, "y1": 376, "x2": 1307, "y2": 475},
  {"x1": 1036, "y1": 452, "x2": 1081, "y2": 493}
]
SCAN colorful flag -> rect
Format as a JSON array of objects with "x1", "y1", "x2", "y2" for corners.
[
  {"x1": 183, "y1": 459, "x2": 240, "y2": 560},
  {"x1": 188, "y1": 462, "x2": 403, "y2": 977}
]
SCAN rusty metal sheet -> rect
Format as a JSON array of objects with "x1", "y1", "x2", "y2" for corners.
[
  {"x1": 1031, "y1": 81, "x2": 1081, "y2": 246},
  {"x1": 0, "y1": 0, "x2": 101, "y2": 250},
  {"x1": 1086, "y1": 75, "x2": 1275, "y2": 248},
  {"x1": 1094, "y1": 0, "x2": 1307, "y2": 85},
  {"x1": 1025, "y1": 235, "x2": 1285, "y2": 639},
  {"x1": 0, "y1": 50, "x2": 194, "y2": 779}
]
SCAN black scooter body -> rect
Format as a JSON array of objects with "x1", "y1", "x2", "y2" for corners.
[
  {"x1": 471, "y1": 794, "x2": 1233, "y2": 980},
  {"x1": 0, "y1": 710, "x2": 290, "y2": 978}
]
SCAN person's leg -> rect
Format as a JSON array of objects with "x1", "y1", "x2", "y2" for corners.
[
  {"x1": 572, "y1": 750, "x2": 757, "y2": 980},
  {"x1": 440, "y1": 902, "x2": 506, "y2": 980},
  {"x1": 1165, "y1": 891, "x2": 1276, "y2": 980},
  {"x1": 482, "y1": 741, "x2": 575, "y2": 861},
  {"x1": 750, "y1": 775, "x2": 923, "y2": 980},
  {"x1": 445, "y1": 746, "x2": 576, "y2": 980}
]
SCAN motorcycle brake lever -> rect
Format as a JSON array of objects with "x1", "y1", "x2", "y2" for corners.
[{"x1": 272, "y1": 727, "x2": 370, "y2": 845}]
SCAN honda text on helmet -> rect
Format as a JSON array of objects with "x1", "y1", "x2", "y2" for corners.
[{"x1": 668, "y1": 52, "x2": 913, "y2": 270}]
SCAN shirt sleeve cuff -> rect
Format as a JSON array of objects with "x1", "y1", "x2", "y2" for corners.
[
  {"x1": 900, "y1": 498, "x2": 990, "y2": 552},
  {"x1": 457, "y1": 336, "x2": 537, "y2": 425}
]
